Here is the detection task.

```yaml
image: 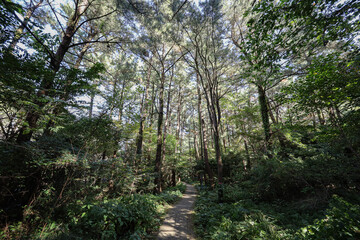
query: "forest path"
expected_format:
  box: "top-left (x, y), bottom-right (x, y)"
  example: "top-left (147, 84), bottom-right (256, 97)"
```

top-left (157, 183), bottom-right (197, 240)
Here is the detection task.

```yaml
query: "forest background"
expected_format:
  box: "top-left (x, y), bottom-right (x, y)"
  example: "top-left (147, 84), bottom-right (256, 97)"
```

top-left (0, 0), bottom-right (359, 239)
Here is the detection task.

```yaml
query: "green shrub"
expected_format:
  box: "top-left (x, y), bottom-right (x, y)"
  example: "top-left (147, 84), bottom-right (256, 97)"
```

top-left (210, 213), bottom-right (288, 240)
top-left (69, 194), bottom-right (160, 239)
top-left (296, 195), bottom-right (360, 240)
top-left (195, 189), bottom-right (289, 239)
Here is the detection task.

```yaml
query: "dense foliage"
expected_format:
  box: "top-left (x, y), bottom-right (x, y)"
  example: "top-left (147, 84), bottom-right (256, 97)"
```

top-left (195, 186), bottom-right (360, 239)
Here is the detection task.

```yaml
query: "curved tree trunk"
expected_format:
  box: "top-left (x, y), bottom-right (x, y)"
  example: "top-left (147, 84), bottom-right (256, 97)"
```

top-left (16, 0), bottom-right (90, 143)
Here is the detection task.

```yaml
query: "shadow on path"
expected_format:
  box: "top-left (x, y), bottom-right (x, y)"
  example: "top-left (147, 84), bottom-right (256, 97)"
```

top-left (157, 183), bottom-right (197, 240)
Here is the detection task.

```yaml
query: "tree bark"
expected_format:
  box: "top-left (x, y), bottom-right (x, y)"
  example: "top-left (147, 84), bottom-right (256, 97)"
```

top-left (175, 86), bottom-right (182, 155)
top-left (267, 100), bottom-right (290, 150)
top-left (244, 139), bottom-right (251, 170)
top-left (154, 69), bottom-right (165, 193)
top-left (195, 58), bottom-right (214, 185)
top-left (161, 76), bottom-right (173, 176)
top-left (257, 84), bottom-right (271, 150)
top-left (202, 118), bottom-right (213, 185)
top-left (193, 120), bottom-right (200, 161)
top-left (147, 82), bottom-right (156, 163)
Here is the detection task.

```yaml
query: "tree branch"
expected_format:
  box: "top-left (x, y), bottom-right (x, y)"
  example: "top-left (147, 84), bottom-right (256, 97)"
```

top-left (171, 0), bottom-right (188, 21)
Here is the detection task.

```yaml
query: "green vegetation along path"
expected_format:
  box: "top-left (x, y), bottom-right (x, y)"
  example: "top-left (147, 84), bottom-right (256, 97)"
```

top-left (157, 183), bottom-right (197, 240)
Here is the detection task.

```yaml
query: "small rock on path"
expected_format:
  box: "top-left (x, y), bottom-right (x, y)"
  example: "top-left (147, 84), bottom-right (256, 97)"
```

top-left (157, 183), bottom-right (197, 240)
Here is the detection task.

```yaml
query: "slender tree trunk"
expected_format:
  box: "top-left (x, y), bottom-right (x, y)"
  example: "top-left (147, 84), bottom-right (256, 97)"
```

top-left (136, 61), bottom-right (152, 155)
top-left (197, 91), bottom-right (204, 162)
top-left (199, 79), bottom-right (223, 183)
top-left (171, 85), bottom-right (182, 187)
top-left (161, 77), bottom-right (173, 176)
top-left (213, 123), bottom-right (223, 183)
top-left (147, 82), bottom-right (156, 162)
top-left (196, 73), bottom-right (213, 185)
top-left (257, 84), bottom-right (271, 150)
top-left (175, 86), bottom-right (182, 154)
top-left (222, 124), bottom-right (227, 153)
top-left (171, 169), bottom-right (176, 187)
top-left (193, 120), bottom-right (200, 161)
top-left (154, 69), bottom-right (165, 193)
top-left (244, 139), bottom-right (251, 170)
top-left (118, 80), bottom-right (126, 122)
top-left (202, 118), bottom-right (213, 185)
top-left (207, 86), bottom-right (223, 183)
top-left (188, 129), bottom-right (192, 162)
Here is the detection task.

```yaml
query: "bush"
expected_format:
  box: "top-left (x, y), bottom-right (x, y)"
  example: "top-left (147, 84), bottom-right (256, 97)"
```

top-left (297, 195), bottom-right (360, 240)
top-left (194, 188), bottom-right (289, 239)
top-left (210, 213), bottom-right (288, 240)
top-left (69, 194), bottom-right (161, 239)
top-left (194, 184), bottom-right (360, 240)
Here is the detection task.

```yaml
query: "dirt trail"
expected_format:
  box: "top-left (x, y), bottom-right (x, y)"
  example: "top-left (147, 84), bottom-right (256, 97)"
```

top-left (157, 183), bottom-right (197, 240)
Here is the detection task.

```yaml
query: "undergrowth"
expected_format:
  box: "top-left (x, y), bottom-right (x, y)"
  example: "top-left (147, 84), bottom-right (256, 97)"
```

top-left (1, 182), bottom-right (186, 240)
top-left (194, 185), bottom-right (360, 240)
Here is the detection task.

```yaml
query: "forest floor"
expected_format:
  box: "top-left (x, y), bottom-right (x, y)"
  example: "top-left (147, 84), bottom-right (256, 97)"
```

top-left (157, 183), bottom-right (197, 240)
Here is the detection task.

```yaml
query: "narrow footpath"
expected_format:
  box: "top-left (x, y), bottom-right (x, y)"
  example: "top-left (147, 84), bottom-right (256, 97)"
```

top-left (157, 183), bottom-right (197, 240)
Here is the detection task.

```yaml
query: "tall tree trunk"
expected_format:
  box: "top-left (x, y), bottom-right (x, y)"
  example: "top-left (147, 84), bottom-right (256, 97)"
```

top-left (171, 169), bottom-right (176, 187)
top-left (147, 82), bottom-right (156, 163)
top-left (244, 139), bottom-right (251, 171)
top-left (16, 0), bottom-right (90, 143)
top-left (136, 61), bottom-right (152, 156)
top-left (221, 124), bottom-right (227, 153)
top-left (202, 118), bottom-right (213, 185)
top-left (154, 69), bottom-right (165, 193)
top-left (50, 0), bottom-right (89, 72)
top-left (118, 80), bottom-right (126, 122)
top-left (196, 73), bottom-right (213, 185)
top-left (267, 100), bottom-right (289, 149)
top-left (213, 122), bottom-right (223, 183)
top-left (188, 128), bottom-right (192, 162)
top-left (198, 72), bottom-right (223, 183)
top-left (171, 85), bottom-right (182, 187)
top-left (175, 86), bottom-right (182, 154)
top-left (161, 76), bottom-right (173, 178)
top-left (207, 86), bottom-right (223, 183)
top-left (193, 120), bottom-right (200, 161)
top-left (257, 84), bottom-right (271, 150)
top-left (43, 29), bottom-right (98, 136)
